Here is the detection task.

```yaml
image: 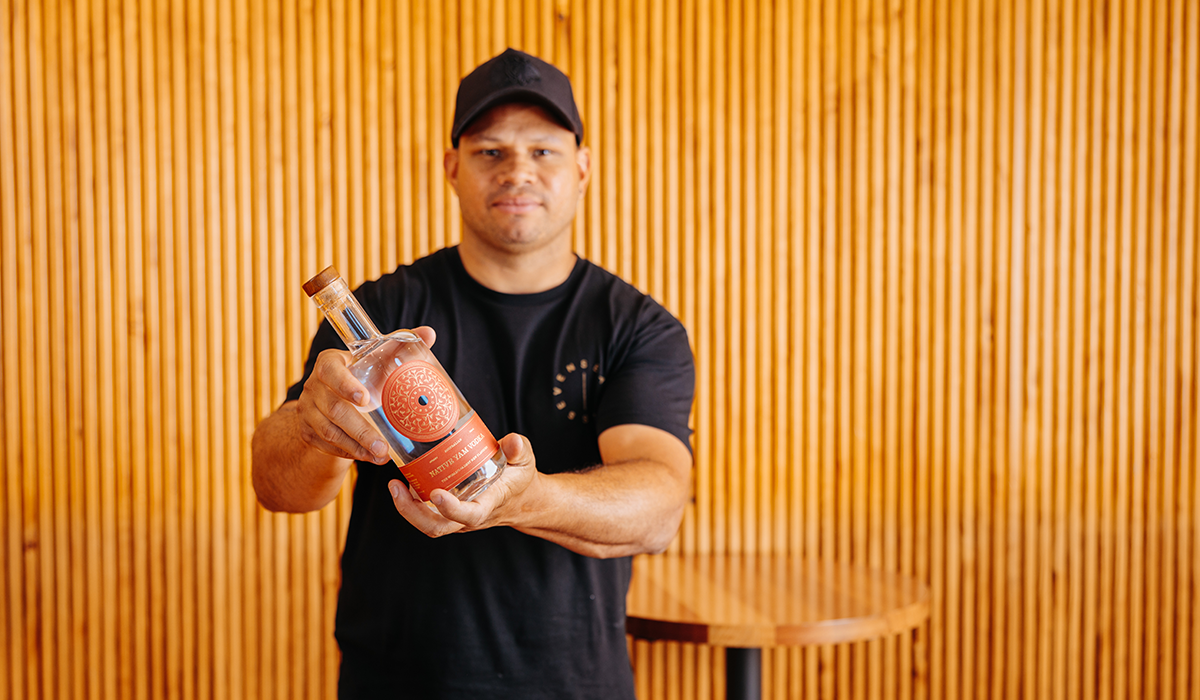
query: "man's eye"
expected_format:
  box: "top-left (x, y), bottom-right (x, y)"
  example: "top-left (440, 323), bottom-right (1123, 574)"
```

top-left (480, 149), bottom-right (501, 157)
top-left (533, 149), bottom-right (553, 157)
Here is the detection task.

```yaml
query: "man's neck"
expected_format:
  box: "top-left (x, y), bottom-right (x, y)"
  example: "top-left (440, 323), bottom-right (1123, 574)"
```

top-left (457, 237), bottom-right (577, 294)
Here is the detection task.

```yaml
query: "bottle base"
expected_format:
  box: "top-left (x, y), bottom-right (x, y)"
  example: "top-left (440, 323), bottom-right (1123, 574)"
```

top-left (449, 455), bottom-right (506, 502)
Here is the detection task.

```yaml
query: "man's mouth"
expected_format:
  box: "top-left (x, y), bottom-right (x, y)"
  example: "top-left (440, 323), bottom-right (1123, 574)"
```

top-left (492, 196), bottom-right (542, 213)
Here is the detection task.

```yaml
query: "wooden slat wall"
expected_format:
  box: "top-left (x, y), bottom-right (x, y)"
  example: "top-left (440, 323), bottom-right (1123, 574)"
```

top-left (1, 0), bottom-right (1198, 698)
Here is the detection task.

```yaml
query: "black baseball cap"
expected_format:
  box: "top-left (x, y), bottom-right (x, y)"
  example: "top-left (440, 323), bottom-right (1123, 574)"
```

top-left (450, 48), bottom-right (584, 147)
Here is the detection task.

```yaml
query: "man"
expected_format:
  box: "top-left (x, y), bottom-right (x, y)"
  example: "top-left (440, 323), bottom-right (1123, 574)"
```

top-left (252, 48), bottom-right (695, 699)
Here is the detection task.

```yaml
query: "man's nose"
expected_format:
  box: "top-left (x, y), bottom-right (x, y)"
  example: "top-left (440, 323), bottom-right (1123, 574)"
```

top-left (497, 154), bottom-right (537, 186)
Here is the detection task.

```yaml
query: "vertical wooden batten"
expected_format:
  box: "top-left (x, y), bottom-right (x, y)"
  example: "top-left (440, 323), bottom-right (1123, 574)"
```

top-left (1, 1), bottom-right (1199, 698)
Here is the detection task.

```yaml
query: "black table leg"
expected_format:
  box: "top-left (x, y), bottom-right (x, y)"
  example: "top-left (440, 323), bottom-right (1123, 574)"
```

top-left (725, 647), bottom-right (762, 700)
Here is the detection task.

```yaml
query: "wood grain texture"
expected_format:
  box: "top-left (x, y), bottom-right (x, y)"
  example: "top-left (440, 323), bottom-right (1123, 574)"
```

top-left (1, 1), bottom-right (1198, 698)
top-left (626, 554), bottom-right (930, 647)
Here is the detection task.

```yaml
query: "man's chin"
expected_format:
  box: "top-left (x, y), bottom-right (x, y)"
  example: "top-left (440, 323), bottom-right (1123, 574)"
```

top-left (498, 236), bottom-right (550, 251)
top-left (477, 228), bottom-right (569, 253)
top-left (461, 216), bottom-right (573, 251)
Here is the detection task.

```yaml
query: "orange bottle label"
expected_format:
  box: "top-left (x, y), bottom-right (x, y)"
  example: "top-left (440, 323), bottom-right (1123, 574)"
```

top-left (398, 411), bottom-right (499, 501)
top-left (381, 360), bottom-right (458, 442)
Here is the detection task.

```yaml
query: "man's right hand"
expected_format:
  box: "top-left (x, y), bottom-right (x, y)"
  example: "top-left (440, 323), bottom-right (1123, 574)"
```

top-left (251, 325), bottom-right (438, 513)
top-left (294, 348), bottom-right (391, 465)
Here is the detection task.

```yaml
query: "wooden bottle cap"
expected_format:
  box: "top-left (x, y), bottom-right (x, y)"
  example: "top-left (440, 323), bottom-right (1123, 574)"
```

top-left (302, 266), bottom-right (341, 297)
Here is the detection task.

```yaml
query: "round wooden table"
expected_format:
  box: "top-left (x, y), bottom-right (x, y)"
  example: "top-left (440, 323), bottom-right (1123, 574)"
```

top-left (625, 553), bottom-right (931, 700)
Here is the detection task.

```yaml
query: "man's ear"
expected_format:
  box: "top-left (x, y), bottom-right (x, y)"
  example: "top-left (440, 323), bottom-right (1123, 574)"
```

top-left (444, 148), bottom-right (460, 193)
top-left (575, 146), bottom-right (592, 195)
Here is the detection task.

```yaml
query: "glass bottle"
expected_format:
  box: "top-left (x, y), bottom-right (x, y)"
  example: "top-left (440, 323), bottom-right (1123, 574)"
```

top-left (303, 266), bottom-right (506, 502)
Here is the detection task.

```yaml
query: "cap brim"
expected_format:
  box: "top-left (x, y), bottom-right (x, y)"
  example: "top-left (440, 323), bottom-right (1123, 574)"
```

top-left (452, 87), bottom-right (580, 146)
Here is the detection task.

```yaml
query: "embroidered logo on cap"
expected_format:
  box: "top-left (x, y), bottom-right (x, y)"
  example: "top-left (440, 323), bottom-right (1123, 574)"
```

top-left (496, 52), bottom-right (541, 87)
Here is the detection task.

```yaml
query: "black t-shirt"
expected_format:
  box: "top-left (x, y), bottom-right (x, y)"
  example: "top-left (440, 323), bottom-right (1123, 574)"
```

top-left (285, 247), bottom-right (695, 699)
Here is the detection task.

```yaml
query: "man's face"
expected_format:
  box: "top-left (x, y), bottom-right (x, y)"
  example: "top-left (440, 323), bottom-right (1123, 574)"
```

top-left (445, 103), bottom-right (591, 255)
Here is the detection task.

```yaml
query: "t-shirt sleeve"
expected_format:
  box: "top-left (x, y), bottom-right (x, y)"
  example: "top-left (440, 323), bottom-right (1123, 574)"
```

top-left (594, 302), bottom-right (696, 452)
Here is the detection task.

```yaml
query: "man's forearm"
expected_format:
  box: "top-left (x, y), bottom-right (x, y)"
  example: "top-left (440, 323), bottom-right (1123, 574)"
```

top-left (384, 424), bottom-right (693, 555)
top-left (251, 401), bottom-right (354, 513)
top-left (512, 459), bottom-right (688, 558)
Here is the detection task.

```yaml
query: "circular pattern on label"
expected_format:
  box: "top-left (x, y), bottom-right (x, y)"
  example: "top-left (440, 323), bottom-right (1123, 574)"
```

top-left (381, 360), bottom-right (458, 442)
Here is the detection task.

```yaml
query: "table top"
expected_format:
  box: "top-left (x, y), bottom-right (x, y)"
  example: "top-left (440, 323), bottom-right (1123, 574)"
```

top-left (626, 553), bottom-right (931, 647)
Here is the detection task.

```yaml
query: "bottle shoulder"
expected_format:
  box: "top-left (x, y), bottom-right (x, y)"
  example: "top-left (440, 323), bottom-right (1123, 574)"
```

top-left (346, 329), bottom-right (422, 356)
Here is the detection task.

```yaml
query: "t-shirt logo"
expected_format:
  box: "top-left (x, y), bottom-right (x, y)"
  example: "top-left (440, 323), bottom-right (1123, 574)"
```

top-left (553, 359), bottom-right (604, 423)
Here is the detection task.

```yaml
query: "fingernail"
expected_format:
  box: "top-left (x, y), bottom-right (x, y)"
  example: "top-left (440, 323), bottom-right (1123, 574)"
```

top-left (432, 494), bottom-right (444, 507)
top-left (352, 391), bottom-right (366, 405)
top-left (372, 440), bottom-right (387, 456)
top-left (389, 483), bottom-right (400, 499)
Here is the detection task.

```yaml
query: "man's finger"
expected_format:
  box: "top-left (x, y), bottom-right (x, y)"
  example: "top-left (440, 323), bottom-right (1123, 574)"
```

top-left (312, 391), bottom-right (390, 463)
top-left (388, 480), bottom-right (464, 537)
top-left (412, 325), bottom-right (437, 348)
top-left (295, 426), bottom-right (362, 462)
top-left (428, 489), bottom-right (490, 528)
top-left (499, 433), bottom-right (534, 469)
top-left (313, 349), bottom-right (372, 406)
top-left (304, 413), bottom-right (386, 464)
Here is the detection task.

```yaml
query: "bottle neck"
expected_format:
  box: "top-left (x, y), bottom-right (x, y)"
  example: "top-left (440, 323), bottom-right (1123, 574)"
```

top-left (310, 278), bottom-right (382, 353)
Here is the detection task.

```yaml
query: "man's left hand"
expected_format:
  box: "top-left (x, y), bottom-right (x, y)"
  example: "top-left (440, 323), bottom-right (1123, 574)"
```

top-left (387, 433), bottom-right (537, 537)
